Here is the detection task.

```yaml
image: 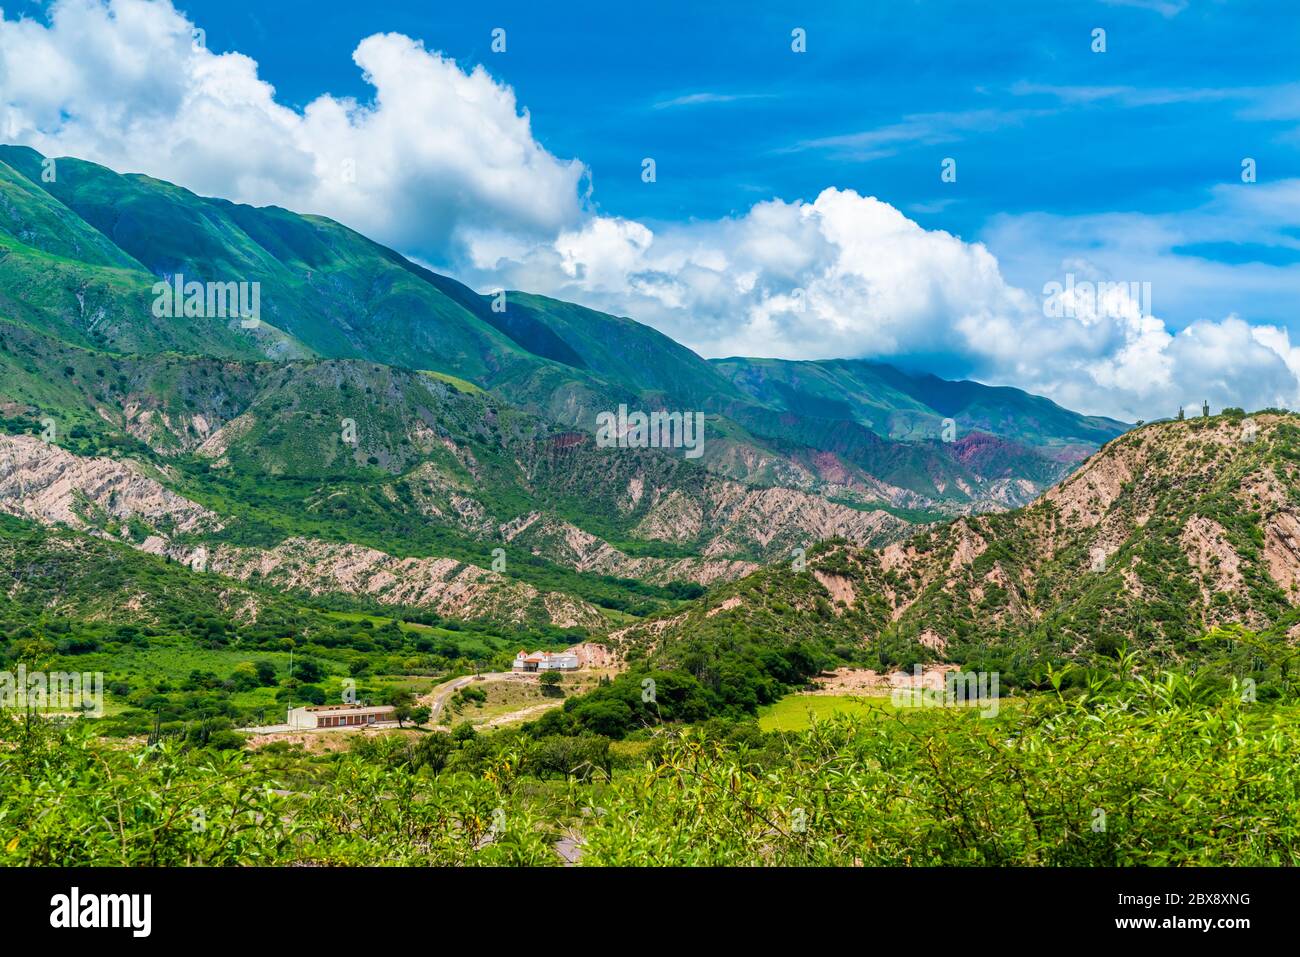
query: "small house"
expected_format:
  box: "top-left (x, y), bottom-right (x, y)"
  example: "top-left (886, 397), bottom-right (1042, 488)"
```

top-left (512, 650), bottom-right (581, 673)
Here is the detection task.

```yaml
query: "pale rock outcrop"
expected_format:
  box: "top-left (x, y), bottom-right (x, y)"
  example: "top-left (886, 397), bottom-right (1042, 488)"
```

top-left (706, 596), bottom-right (744, 618)
top-left (1045, 444), bottom-right (1135, 528)
top-left (813, 570), bottom-right (857, 611)
top-left (1181, 515), bottom-right (1245, 599)
top-left (196, 412), bottom-right (255, 459)
top-left (160, 537), bottom-right (605, 628)
top-left (632, 479), bottom-right (910, 556)
top-left (0, 434), bottom-right (220, 535)
top-left (1264, 511), bottom-right (1300, 600)
top-left (501, 512), bottom-right (757, 586)
top-left (946, 520), bottom-right (988, 573)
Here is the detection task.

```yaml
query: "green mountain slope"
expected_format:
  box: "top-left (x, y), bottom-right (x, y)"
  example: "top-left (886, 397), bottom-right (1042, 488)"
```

top-left (615, 410), bottom-right (1300, 691)
top-left (0, 145), bottom-right (532, 376)
top-left (0, 145), bottom-right (1126, 514)
top-left (713, 356), bottom-right (1125, 455)
top-left (0, 318), bottom-right (914, 625)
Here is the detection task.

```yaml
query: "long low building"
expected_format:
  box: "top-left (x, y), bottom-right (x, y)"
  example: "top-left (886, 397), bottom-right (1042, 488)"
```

top-left (287, 703), bottom-right (397, 729)
top-left (512, 650), bottom-right (581, 672)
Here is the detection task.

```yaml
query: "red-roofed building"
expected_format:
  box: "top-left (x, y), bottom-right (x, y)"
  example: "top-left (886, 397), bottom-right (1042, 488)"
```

top-left (512, 649), bottom-right (580, 672)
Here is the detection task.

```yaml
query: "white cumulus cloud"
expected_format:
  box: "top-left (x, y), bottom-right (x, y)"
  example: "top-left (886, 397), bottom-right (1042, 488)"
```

top-left (0, 0), bottom-right (587, 265)
top-left (479, 187), bottom-right (1300, 421)
top-left (2, 0), bottom-right (1296, 423)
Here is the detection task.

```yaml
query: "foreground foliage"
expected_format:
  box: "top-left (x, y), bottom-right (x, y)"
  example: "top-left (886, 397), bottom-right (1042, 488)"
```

top-left (2, 668), bottom-right (1296, 867)
top-left (580, 673), bottom-right (1300, 865)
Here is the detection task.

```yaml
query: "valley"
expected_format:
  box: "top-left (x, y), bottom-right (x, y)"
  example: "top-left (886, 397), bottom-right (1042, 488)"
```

top-left (0, 147), bottom-right (1295, 870)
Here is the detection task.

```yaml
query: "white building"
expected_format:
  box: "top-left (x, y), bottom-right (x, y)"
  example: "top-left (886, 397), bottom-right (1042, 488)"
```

top-left (287, 703), bottom-right (397, 729)
top-left (512, 650), bottom-right (580, 673)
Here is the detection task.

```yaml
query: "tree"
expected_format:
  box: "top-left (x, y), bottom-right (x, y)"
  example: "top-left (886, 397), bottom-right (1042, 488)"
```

top-left (568, 699), bottom-right (634, 738)
top-left (411, 731), bottom-right (453, 774)
top-left (531, 735), bottom-right (612, 782)
top-left (254, 660), bottom-right (278, 686)
top-left (539, 671), bottom-right (564, 697)
top-left (380, 687), bottom-right (416, 708)
top-left (533, 735), bottom-right (581, 780)
top-left (293, 658), bottom-right (325, 683)
top-left (230, 662), bottom-right (260, 692)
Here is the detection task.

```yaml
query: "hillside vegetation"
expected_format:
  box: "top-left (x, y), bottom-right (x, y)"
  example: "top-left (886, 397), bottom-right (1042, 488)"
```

top-left (0, 147), bottom-right (1295, 870)
top-left (4, 664), bottom-right (1296, 865)
top-left (610, 411), bottom-right (1300, 703)
top-left (0, 145), bottom-right (1125, 516)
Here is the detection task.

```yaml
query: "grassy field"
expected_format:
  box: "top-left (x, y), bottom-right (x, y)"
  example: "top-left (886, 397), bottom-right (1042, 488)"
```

top-left (53, 636), bottom-right (440, 721)
top-left (441, 672), bottom-right (606, 728)
top-left (319, 611), bottom-right (508, 660)
top-left (758, 690), bottom-right (1013, 731)
top-left (444, 677), bottom-right (549, 726)
top-left (321, 610), bottom-right (434, 631)
top-left (757, 694), bottom-right (898, 731)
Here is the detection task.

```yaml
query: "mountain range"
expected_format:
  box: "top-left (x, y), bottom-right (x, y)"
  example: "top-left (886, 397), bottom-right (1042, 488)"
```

top-left (0, 144), bottom-right (1138, 645)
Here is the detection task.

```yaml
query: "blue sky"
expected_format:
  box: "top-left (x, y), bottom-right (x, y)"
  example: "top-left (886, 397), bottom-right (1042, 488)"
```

top-left (3, 0), bottom-right (1300, 418)
top-left (172, 0), bottom-right (1300, 283)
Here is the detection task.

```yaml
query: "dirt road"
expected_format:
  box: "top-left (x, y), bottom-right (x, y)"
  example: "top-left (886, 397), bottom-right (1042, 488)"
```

top-left (421, 672), bottom-right (511, 724)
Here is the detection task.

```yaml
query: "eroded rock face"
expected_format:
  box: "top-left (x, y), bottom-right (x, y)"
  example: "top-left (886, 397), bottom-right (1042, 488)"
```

top-left (946, 520), bottom-right (988, 573)
top-left (491, 467), bottom-right (915, 588)
top-left (0, 436), bottom-right (597, 627)
top-left (0, 429), bottom-right (777, 627)
top-left (1182, 515), bottom-right (1246, 598)
top-left (813, 571), bottom-right (856, 612)
top-left (1045, 442), bottom-right (1136, 529)
top-left (195, 412), bottom-right (255, 460)
top-left (565, 642), bottom-right (618, 668)
top-left (155, 537), bottom-right (606, 628)
top-left (1264, 512), bottom-right (1300, 601)
top-left (625, 414), bottom-right (1300, 664)
top-left (0, 434), bottom-right (220, 535)
top-left (632, 479), bottom-right (910, 555)
top-left (501, 512), bottom-right (757, 586)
